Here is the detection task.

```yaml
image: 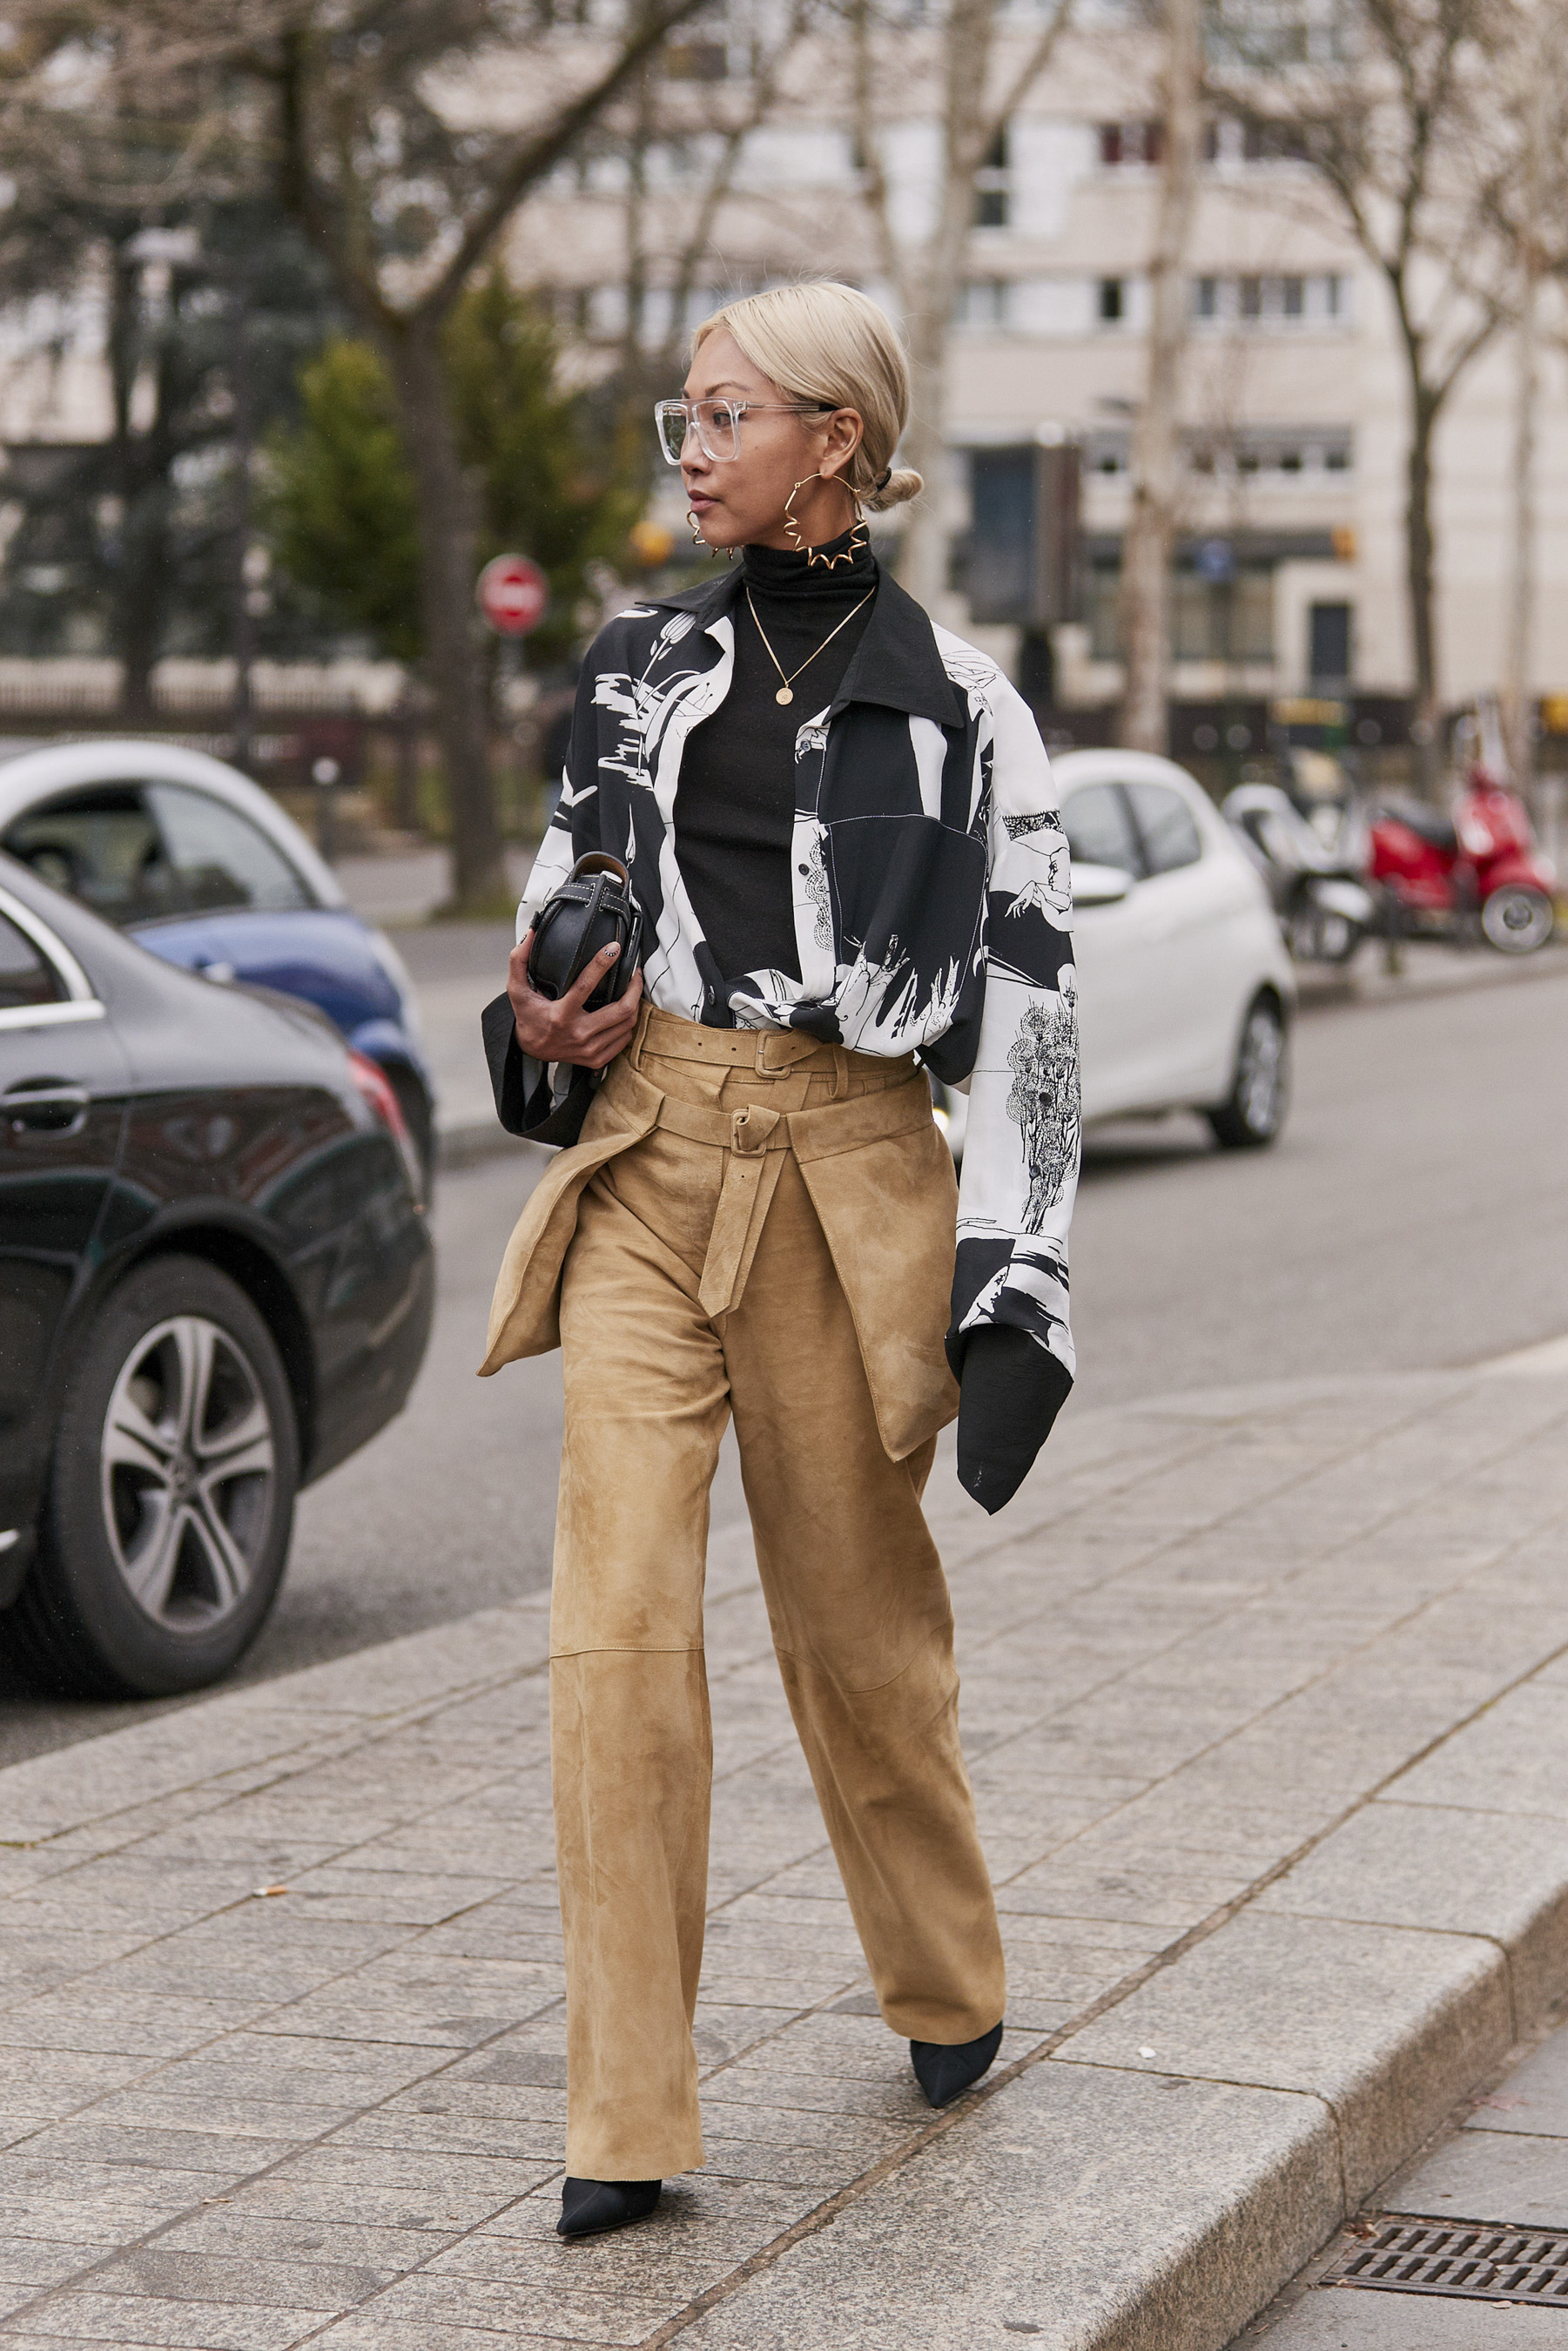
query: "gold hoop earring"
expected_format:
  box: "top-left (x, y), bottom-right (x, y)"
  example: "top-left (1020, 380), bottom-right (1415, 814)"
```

top-left (782, 477), bottom-right (818, 555)
top-left (687, 508), bottom-right (725, 560)
top-left (785, 473), bottom-right (869, 569)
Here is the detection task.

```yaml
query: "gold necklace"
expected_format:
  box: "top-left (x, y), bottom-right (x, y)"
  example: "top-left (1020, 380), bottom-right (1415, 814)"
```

top-left (744, 584), bottom-right (874, 706)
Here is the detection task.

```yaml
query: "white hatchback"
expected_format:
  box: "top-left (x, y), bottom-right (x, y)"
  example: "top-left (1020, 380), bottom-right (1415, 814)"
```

top-left (1053, 749), bottom-right (1295, 1147)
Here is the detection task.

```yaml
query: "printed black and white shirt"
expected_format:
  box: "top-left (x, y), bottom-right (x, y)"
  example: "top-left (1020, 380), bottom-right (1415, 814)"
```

top-left (517, 561), bottom-right (1080, 1384)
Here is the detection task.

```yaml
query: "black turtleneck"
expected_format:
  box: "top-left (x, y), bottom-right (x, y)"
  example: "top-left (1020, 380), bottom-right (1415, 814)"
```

top-left (675, 524), bottom-right (877, 992)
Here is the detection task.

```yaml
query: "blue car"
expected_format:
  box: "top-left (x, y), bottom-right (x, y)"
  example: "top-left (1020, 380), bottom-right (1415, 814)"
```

top-left (0, 738), bottom-right (436, 1190)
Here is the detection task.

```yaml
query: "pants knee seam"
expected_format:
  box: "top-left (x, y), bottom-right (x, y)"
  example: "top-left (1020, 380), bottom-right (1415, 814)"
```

top-left (551, 1643), bottom-right (705, 1660)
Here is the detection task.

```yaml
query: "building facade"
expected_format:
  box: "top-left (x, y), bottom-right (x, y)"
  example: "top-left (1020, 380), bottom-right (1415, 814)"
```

top-left (508, 6), bottom-right (1568, 727)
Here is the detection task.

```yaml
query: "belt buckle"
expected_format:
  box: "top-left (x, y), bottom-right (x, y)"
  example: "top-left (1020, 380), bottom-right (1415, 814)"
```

top-left (730, 1105), bottom-right (767, 1155)
top-left (755, 1031), bottom-right (794, 1074)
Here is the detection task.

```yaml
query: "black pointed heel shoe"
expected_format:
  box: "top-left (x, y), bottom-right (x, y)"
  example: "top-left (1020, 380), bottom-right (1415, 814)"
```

top-left (556, 2176), bottom-right (663, 2238)
top-left (910, 2021), bottom-right (1005, 2110)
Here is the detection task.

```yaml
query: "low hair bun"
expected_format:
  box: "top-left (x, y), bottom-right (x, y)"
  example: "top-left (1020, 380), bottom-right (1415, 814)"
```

top-left (866, 466), bottom-right (922, 512)
top-left (691, 282), bottom-right (919, 515)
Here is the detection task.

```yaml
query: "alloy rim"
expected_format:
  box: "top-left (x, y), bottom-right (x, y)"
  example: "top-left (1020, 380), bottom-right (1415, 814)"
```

top-left (1237, 1007), bottom-right (1285, 1135)
top-left (99, 1315), bottom-right (275, 1630)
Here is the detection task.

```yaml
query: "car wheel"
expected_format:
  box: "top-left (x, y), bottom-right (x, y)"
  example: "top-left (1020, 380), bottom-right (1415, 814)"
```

top-left (1480, 886), bottom-right (1555, 954)
top-left (11, 1256), bottom-right (299, 1698)
top-left (1208, 993), bottom-right (1289, 1150)
top-left (386, 1062), bottom-right (436, 1200)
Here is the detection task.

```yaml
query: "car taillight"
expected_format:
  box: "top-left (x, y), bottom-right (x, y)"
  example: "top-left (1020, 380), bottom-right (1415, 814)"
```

top-left (347, 1049), bottom-right (421, 1194)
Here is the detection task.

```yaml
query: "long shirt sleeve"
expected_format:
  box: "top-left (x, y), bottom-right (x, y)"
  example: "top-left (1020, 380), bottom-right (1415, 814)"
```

top-left (946, 676), bottom-right (1079, 1385)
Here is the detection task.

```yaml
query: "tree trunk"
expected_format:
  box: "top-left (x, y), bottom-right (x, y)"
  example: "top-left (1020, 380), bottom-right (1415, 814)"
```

top-left (896, 294), bottom-right (952, 613)
top-left (115, 473), bottom-right (165, 727)
top-left (1118, 0), bottom-right (1200, 752)
top-left (385, 315), bottom-right (506, 910)
top-left (107, 246), bottom-right (161, 726)
top-left (1501, 295), bottom-right (1538, 793)
top-left (895, 0), bottom-right (995, 615)
top-left (1501, 57), bottom-right (1543, 798)
top-left (1405, 400), bottom-right (1440, 794)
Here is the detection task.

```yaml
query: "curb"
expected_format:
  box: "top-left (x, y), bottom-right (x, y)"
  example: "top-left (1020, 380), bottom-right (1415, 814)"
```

top-left (436, 1115), bottom-right (545, 1173)
top-left (8, 1371), bottom-right (1565, 2351)
top-left (1293, 938), bottom-right (1568, 1015)
top-left (668, 1672), bottom-right (1568, 2351)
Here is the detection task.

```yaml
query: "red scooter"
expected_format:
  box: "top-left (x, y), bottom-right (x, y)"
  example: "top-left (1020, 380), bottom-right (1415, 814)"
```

top-left (1368, 765), bottom-right (1558, 953)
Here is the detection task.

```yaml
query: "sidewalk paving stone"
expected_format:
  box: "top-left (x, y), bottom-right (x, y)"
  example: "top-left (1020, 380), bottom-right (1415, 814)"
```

top-left (3, 1368), bottom-right (1568, 2348)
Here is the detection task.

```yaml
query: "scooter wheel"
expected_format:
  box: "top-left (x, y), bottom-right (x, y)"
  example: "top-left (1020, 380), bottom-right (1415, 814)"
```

top-left (1481, 886), bottom-right (1555, 953)
top-left (1316, 912), bottom-right (1364, 965)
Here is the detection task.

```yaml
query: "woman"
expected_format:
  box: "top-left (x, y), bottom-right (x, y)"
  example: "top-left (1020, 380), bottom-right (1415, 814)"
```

top-left (480, 281), bottom-right (1079, 2240)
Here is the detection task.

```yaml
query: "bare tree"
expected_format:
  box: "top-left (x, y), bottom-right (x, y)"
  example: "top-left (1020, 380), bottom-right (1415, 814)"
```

top-left (1211, 0), bottom-right (1505, 788)
top-left (1499, 55), bottom-right (1543, 792)
top-left (1487, 0), bottom-right (1568, 792)
top-left (851, 0), bottom-right (1074, 610)
top-left (1117, 0), bottom-right (1200, 751)
top-left (249, 0), bottom-right (718, 906)
top-left (610, 0), bottom-right (814, 486)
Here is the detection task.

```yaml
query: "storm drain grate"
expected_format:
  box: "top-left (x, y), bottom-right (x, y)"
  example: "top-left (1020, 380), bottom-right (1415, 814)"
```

top-left (1328, 2217), bottom-right (1568, 2303)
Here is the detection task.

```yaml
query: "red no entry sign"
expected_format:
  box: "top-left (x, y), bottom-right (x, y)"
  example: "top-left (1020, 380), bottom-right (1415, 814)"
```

top-left (477, 554), bottom-right (548, 637)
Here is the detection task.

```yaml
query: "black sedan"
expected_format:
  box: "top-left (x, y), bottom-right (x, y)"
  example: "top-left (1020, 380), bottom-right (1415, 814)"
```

top-left (0, 851), bottom-right (434, 1698)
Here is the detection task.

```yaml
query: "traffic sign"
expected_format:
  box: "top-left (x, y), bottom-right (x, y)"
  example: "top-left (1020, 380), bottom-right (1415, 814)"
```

top-left (477, 554), bottom-right (548, 637)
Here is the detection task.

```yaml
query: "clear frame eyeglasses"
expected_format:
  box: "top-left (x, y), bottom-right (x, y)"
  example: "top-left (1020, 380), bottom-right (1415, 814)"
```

top-left (654, 396), bottom-right (831, 465)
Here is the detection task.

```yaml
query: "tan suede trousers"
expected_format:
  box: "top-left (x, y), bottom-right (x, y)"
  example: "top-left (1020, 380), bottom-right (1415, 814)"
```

top-left (550, 1006), bottom-right (1006, 2181)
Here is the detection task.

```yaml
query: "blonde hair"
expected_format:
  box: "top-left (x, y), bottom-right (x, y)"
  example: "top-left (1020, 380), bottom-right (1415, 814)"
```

top-left (691, 281), bottom-right (922, 512)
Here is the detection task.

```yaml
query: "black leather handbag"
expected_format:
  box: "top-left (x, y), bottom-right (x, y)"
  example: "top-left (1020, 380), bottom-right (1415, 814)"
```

top-left (480, 854), bottom-right (643, 1150)
top-left (527, 853), bottom-right (643, 1011)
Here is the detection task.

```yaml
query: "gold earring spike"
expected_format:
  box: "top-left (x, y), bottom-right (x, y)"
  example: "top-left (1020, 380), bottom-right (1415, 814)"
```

top-left (687, 509), bottom-right (724, 559)
top-left (784, 474), bottom-right (868, 569)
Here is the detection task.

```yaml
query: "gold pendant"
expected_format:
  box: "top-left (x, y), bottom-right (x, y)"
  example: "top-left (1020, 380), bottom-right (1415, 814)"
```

top-left (775, 685), bottom-right (793, 705)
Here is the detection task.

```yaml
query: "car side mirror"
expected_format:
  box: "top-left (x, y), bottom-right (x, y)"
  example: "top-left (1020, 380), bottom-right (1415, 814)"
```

top-left (1072, 861), bottom-right (1134, 907)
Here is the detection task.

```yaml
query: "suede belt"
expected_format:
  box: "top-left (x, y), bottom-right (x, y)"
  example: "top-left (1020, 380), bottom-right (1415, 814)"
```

top-left (631, 1000), bottom-right (916, 1083)
top-left (603, 1025), bottom-right (929, 1323)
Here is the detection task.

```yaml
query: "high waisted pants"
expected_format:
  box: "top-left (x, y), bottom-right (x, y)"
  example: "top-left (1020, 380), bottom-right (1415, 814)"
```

top-left (551, 1006), bottom-right (1006, 2180)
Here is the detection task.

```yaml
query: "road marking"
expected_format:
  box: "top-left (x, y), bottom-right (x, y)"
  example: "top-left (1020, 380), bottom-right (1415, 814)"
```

top-left (1478, 1332), bottom-right (1568, 1377)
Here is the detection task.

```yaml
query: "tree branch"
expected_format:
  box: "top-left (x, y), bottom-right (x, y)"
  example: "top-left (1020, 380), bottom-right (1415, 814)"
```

top-left (424, 0), bottom-right (719, 320)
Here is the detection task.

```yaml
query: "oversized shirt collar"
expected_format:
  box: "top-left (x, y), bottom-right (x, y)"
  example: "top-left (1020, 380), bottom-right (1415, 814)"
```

top-left (641, 562), bottom-right (967, 730)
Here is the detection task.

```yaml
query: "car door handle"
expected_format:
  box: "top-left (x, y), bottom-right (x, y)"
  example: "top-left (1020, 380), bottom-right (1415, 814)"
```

top-left (4, 1084), bottom-right (91, 1136)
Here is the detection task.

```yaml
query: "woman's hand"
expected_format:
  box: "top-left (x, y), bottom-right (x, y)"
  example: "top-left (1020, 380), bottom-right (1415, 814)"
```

top-left (508, 931), bottom-right (643, 1072)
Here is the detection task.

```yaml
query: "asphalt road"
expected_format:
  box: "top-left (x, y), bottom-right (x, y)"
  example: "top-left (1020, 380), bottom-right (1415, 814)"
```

top-left (3, 966), bottom-right (1566, 1767)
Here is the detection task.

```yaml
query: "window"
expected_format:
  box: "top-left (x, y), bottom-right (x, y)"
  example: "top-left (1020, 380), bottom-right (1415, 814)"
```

top-left (1242, 120), bottom-right (1308, 163)
top-left (973, 126), bottom-right (1009, 227)
top-left (1189, 273), bottom-right (1350, 331)
top-left (147, 785), bottom-right (312, 916)
top-left (1060, 784), bottom-right (1141, 877)
top-left (5, 788), bottom-right (168, 923)
top-left (953, 279), bottom-right (1009, 328)
top-left (3, 783), bottom-right (311, 929)
top-left (1099, 277), bottom-right (1125, 323)
top-left (663, 37), bottom-right (728, 78)
top-left (1309, 601), bottom-right (1352, 681)
top-left (1125, 782), bottom-right (1202, 874)
top-left (1100, 121), bottom-right (1162, 165)
top-left (0, 910), bottom-right (63, 1010)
